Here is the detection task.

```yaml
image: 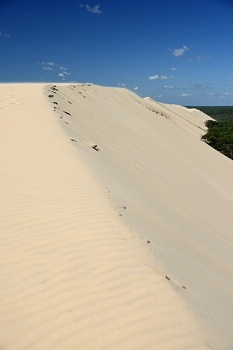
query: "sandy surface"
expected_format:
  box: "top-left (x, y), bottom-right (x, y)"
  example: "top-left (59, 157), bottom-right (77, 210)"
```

top-left (0, 83), bottom-right (233, 349)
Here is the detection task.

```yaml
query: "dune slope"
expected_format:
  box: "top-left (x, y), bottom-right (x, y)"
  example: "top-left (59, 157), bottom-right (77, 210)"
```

top-left (0, 83), bottom-right (232, 350)
top-left (47, 83), bottom-right (233, 349)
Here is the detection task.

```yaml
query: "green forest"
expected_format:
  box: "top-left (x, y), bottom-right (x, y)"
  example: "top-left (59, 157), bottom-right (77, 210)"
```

top-left (187, 106), bottom-right (233, 160)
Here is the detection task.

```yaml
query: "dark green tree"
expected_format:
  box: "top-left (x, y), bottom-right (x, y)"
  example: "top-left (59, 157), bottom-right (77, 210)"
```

top-left (202, 120), bottom-right (233, 160)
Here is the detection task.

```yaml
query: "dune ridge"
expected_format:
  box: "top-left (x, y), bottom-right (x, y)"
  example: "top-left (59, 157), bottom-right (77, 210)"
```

top-left (0, 83), bottom-right (232, 349)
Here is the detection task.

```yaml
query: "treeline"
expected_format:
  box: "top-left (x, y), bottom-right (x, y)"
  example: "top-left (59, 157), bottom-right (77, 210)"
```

top-left (192, 106), bottom-right (233, 122)
top-left (201, 119), bottom-right (233, 159)
top-left (187, 106), bottom-right (233, 160)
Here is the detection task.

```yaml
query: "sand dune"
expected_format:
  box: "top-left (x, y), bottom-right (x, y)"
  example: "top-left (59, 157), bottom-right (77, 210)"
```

top-left (143, 97), bottom-right (213, 138)
top-left (0, 83), bottom-right (232, 350)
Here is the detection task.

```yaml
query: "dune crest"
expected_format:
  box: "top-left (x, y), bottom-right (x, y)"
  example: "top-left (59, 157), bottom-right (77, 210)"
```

top-left (0, 83), bottom-right (232, 349)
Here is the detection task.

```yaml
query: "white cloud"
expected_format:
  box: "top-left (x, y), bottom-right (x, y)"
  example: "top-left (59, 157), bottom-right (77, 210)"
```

top-left (80, 4), bottom-right (102, 14)
top-left (59, 66), bottom-right (67, 70)
top-left (38, 62), bottom-right (71, 77)
top-left (161, 75), bottom-right (174, 80)
top-left (117, 83), bottom-right (126, 87)
top-left (180, 93), bottom-right (192, 97)
top-left (218, 82), bottom-right (225, 85)
top-left (149, 75), bottom-right (159, 80)
top-left (38, 61), bottom-right (72, 80)
top-left (172, 45), bottom-right (189, 57)
top-left (164, 85), bottom-right (174, 89)
top-left (149, 75), bottom-right (173, 80)
top-left (134, 87), bottom-right (139, 91)
top-left (39, 61), bottom-right (54, 66)
top-left (171, 67), bottom-right (177, 71)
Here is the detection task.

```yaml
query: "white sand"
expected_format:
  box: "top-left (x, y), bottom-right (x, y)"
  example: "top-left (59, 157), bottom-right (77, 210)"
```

top-left (0, 83), bottom-right (233, 350)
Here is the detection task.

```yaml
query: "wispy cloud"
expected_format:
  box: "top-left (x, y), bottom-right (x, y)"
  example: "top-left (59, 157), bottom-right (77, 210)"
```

top-left (0, 31), bottom-right (10, 37)
top-left (134, 87), bottom-right (139, 91)
top-left (180, 93), bottom-right (192, 97)
top-left (80, 4), bottom-right (102, 14)
top-left (59, 66), bottom-right (67, 70)
top-left (193, 92), bottom-right (233, 101)
top-left (161, 75), bottom-right (174, 80)
top-left (40, 61), bottom-right (55, 66)
top-left (197, 54), bottom-right (211, 61)
top-left (194, 83), bottom-right (211, 90)
top-left (172, 45), bottom-right (189, 57)
top-left (171, 67), bottom-right (177, 71)
top-left (117, 83), bottom-right (126, 87)
top-left (149, 75), bottom-right (173, 80)
top-left (215, 92), bottom-right (233, 100)
top-left (163, 85), bottom-right (174, 89)
top-left (218, 82), bottom-right (225, 85)
top-left (58, 65), bottom-right (70, 76)
top-left (222, 92), bottom-right (233, 96)
top-left (38, 61), bottom-right (71, 79)
top-left (149, 75), bottom-right (159, 80)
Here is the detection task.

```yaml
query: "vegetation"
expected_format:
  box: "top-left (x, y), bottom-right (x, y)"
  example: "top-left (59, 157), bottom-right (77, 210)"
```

top-left (201, 119), bottom-right (233, 159)
top-left (187, 106), bottom-right (233, 160)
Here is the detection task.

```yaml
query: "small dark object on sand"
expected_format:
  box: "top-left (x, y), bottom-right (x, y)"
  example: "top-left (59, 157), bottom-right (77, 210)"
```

top-left (92, 144), bottom-right (100, 151)
top-left (63, 111), bottom-right (71, 116)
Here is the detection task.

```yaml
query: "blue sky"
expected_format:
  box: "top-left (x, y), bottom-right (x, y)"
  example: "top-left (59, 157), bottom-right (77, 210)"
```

top-left (0, 0), bottom-right (233, 105)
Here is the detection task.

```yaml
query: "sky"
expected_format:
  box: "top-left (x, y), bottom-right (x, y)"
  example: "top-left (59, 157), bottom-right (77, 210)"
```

top-left (0, 0), bottom-right (233, 105)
